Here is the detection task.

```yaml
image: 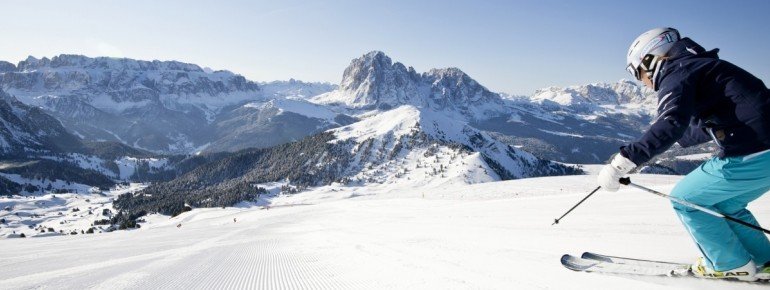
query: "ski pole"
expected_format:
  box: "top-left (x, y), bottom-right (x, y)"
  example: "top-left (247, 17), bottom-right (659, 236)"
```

top-left (619, 177), bottom-right (770, 235)
top-left (552, 186), bottom-right (602, 225)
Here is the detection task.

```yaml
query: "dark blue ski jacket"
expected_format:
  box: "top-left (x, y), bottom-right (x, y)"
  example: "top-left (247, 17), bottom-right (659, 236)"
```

top-left (621, 38), bottom-right (770, 165)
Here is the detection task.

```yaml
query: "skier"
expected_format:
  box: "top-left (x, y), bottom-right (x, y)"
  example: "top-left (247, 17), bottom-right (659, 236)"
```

top-left (598, 27), bottom-right (770, 281)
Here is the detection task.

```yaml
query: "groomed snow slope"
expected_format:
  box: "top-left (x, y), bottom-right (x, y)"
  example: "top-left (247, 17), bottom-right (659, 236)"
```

top-left (2, 173), bottom-right (769, 289)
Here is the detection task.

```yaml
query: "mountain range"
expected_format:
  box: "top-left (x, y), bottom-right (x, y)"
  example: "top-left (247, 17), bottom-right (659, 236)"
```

top-left (0, 51), bottom-right (710, 229)
top-left (0, 55), bottom-right (342, 153)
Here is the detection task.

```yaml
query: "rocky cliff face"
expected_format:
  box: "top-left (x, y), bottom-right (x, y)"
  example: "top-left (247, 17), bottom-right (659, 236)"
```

top-left (0, 89), bottom-right (83, 156)
top-left (312, 51), bottom-right (506, 120)
top-left (0, 55), bottom-right (347, 154)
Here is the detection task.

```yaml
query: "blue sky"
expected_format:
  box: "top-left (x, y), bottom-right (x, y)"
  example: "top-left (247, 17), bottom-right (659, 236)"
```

top-left (2, 0), bottom-right (769, 95)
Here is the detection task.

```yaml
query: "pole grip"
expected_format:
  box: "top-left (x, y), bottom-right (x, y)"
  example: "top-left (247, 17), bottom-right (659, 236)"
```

top-left (619, 177), bottom-right (631, 185)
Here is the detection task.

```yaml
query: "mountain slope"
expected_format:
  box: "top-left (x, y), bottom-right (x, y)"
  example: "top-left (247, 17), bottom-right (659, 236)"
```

top-left (0, 89), bottom-right (84, 156)
top-left (116, 105), bottom-right (579, 216)
top-left (3, 173), bottom-right (764, 290)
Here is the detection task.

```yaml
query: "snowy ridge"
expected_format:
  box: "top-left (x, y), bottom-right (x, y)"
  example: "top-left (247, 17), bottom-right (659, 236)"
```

top-left (259, 79), bottom-right (337, 99)
top-left (329, 105), bottom-right (576, 187)
top-left (243, 97), bottom-right (340, 123)
top-left (6, 54), bottom-right (261, 113)
top-left (528, 79), bottom-right (657, 115)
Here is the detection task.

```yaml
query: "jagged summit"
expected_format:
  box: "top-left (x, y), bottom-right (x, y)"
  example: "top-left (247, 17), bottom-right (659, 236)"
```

top-left (333, 50), bottom-right (421, 109)
top-left (313, 51), bottom-right (505, 120)
top-left (0, 54), bottom-right (265, 153)
top-left (529, 80), bottom-right (656, 112)
top-left (16, 54), bottom-right (213, 73)
top-left (0, 61), bottom-right (15, 73)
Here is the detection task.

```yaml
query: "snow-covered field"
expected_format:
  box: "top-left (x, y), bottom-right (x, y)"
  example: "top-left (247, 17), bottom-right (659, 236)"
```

top-left (2, 173), bottom-right (769, 289)
top-left (0, 183), bottom-right (148, 238)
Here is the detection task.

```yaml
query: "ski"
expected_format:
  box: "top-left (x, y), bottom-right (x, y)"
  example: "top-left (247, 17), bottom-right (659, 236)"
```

top-left (581, 252), bottom-right (690, 273)
top-left (561, 254), bottom-right (686, 277)
top-left (562, 253), bottom-right (770, 283)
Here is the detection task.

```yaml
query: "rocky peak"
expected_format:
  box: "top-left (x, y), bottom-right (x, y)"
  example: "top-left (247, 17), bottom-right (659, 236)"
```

top-left (424, 67), bottom-right (500, 104)
top-left (336, 51), bottom-right (421, 109)
top-left (16, 54), bottom-right (206, 73)
top-left (316, 51), bottom-right (505, 120)
top-left (0, 61), bottom-right (15, 73)
top-left (530, 80), bottom-right (656, 111)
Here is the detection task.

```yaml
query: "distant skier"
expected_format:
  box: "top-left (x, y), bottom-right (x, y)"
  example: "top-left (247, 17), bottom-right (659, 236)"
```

top-left (598, 27), bottom-right (770, 281)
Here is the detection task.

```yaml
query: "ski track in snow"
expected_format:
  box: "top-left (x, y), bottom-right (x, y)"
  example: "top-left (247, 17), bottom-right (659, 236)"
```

top-left (1, 174), bottom-right (769, 289)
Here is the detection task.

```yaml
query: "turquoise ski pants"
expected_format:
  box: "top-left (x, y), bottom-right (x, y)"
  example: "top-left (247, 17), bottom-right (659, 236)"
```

top-left (670, 149), bottom-right (770, 271)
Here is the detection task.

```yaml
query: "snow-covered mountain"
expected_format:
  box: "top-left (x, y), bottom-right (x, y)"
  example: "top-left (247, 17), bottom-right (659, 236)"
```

top-left (307, 51), bottom-right (660, 164)
top-left (117, 104), bottom-right (579, 217)
top-left (0, 55), bottom-right (262, 153)
top-left (0, 55), bottom-right (346, 154)
top-left (312, 51), bottom-right (506, 121)
top-left (259, 79), bottom-right (337, 99)
top-left (0, 88), bottom-right (203, 196)
top-left (328, 105), bottom-right (577, 185)
top-left (0, 53), bottom-right (664, 164)
top-left (0, 89), bottom-right (83, 156)
top-left (204, 97), bottom-right (354, 153)
top-left (473, 79), bottom-right (658, 163)
top-left (528, 80), bottom-right (656, 113)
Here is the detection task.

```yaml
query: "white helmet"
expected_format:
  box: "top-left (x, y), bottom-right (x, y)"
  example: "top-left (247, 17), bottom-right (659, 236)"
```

top-left (626, 27), bottom-right (680, 89)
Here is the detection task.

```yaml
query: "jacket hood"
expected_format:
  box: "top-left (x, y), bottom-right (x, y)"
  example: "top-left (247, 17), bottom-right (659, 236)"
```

top-left (655, 38), bottom-right (720, 90)
top-left (667, 38), bottom-right (720, 61)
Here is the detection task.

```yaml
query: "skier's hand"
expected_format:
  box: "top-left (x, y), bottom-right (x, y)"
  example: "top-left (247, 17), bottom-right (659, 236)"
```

top-left (597, 153), bottom-right (636, 192)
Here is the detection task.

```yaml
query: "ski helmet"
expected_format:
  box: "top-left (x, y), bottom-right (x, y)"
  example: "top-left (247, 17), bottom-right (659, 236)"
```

top-left (626, 27), bottom-right (680, 89)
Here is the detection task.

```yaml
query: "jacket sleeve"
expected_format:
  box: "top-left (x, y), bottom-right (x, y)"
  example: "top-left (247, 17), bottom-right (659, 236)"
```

top-left (620, 68), bottom-right (697, 165)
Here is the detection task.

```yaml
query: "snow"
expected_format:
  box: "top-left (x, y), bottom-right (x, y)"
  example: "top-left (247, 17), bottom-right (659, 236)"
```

top-left (540, 129), bottom-right (587, 138)
top-left (244, 97), bottom-right (340, 122)
top-left (114, 157), bottom-right (170, 180)
top-left (41, 153), bottom-right (107, 172)
top-left (2, 173), bottom-right (767, 289)
top-left (0, 172), bottom-right (96, 195)
top-left (37, 154), bottom-right (169, 180)
top-left (0, 183), bottom-right (147, 238)
top-left (675, 153), bottom-right (714, 161)
top-left (331, 105), bottom-right (418, 143)
top-left (328, 105), bottom-right (562, 184)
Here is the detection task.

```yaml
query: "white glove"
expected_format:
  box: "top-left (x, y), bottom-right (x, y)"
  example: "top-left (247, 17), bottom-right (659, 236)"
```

top-left (597, 153), bottom-right (637, 192)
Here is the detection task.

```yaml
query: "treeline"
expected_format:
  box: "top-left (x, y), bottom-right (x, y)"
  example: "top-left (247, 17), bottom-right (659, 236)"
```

top-left (0, 159), bottom-right (114, 190)
top-left (0, 175), bottom-right (22, 196)
top-left (114, 132), bottom-right (352, 217)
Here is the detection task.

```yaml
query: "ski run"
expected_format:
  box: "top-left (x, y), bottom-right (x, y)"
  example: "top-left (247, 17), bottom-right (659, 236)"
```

top-left (2, 171), bottom-right (770, 289)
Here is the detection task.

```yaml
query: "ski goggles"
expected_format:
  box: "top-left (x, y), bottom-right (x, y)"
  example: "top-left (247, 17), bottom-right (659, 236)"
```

top-left (626, 64), bottom-right (641, 81)
top-left (626, 54), bottom-right (658, 81)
